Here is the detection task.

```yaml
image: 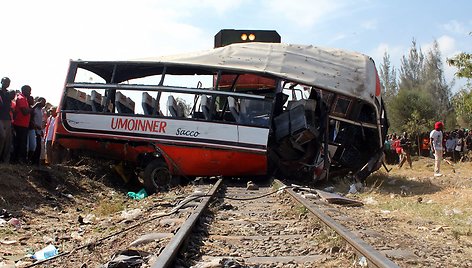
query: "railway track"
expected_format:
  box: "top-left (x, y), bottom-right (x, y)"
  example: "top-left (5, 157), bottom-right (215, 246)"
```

top-left (29, 178), bottom-right (400, 267)
top-left (161, 178), bottom-right (399, 267)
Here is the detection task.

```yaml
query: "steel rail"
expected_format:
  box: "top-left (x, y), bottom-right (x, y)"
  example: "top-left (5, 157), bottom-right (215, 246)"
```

top-left (152, 178), bottom-right (223, 268)
top-left (276, 180), bottom-right (399, 268)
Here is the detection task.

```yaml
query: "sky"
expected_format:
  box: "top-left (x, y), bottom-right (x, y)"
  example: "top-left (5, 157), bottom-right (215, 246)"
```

top-left (0, 0), bottom-right (470, 106)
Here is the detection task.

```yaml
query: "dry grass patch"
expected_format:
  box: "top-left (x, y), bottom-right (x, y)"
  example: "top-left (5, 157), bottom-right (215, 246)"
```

top-left (356, 157), bottom-right (472, 240)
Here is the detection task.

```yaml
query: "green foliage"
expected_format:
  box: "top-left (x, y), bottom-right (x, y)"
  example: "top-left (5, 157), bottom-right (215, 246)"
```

top-left (399, 40), bottom-right (424, 91)
top-left (448, 52), bottom-right (472, 80)
top-left (389, 89), bottom-right (436, 133)
top-left (452, 89), bottom-right (472, 126)
top-left (379, 52), bottom-right (398, 105)
top-left (388, 39), bottom-right (453, 131)
top-left (421, 40), bottom-right (452, 115)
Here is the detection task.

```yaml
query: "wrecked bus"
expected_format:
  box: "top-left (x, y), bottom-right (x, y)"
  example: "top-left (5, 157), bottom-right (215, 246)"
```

top-left (53, 42), bottom-right (388, 193)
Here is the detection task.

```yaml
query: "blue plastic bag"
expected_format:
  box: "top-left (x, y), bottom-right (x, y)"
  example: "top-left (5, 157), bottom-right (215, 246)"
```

top-left (127, 188), bottom-right (148, 200)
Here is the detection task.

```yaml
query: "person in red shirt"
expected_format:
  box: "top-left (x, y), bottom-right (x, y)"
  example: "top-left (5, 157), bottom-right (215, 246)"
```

top-left (12, 85), bottom-right (32, 163)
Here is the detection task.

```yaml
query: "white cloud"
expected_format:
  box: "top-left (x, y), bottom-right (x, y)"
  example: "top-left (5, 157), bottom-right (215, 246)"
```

top-left (371, 43), bottom-right (404, 67)
top-left (361, 19), bottom-right (378, 30)
top-left (0, 0), bottom-right (214, 105)
top-left (442, 20), bottom-right (469, 35)
top-left (421, 35), bottom-right (457, 58)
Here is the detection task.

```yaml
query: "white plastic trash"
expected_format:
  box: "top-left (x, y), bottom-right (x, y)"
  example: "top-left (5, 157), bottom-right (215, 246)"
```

top-left (32, 245), bottom-right (58, 260)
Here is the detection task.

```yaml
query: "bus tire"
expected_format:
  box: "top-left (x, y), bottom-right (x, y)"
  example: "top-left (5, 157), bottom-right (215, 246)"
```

top-left (143, 159), bottom-right (171, 194)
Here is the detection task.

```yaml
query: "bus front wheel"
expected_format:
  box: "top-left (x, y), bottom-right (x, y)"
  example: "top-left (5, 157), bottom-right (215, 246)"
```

top-left (143, 159), bottom-right (171, 194)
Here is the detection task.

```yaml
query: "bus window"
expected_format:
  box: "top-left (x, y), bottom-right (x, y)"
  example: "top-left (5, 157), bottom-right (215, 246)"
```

top-left (358, 103), bottom-right (376, 124)
top-left (332, 96), bottom-right (352, 117)
top-left (239, 98), bottom-right (272, 127)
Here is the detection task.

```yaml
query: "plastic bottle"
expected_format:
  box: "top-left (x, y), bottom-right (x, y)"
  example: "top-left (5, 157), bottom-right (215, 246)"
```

top-left (32, 245), bottom-right (58, 260)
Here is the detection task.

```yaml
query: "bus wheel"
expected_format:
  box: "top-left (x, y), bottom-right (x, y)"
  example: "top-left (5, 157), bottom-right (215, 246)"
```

top-left (143, 159), bottom-right (171, 194)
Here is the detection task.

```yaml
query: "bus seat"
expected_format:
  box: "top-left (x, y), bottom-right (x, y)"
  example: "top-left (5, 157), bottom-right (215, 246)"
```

top-left (84, 95), bottom-right (93, 111)
top-left (142, 92), bottom-right (156, 116)
top-left (127, 97), bottom-right (135, 113)
top-left (228, 96), bottom-right (240, 123)
top-left (115, 91), bottom-right (134, 114)
top-left (167, 95), bottom-right (179, 117)
top-left (91, 90), bottom-right (103, 112)
top-left (65, 88), bottom-right (79, 110)
top-left (76, 90), bottom-right (90, 111)
top-left (201, 95), bottom-right (212, 120)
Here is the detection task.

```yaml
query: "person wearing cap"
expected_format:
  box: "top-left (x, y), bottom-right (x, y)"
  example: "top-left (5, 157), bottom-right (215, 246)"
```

top-left (430, 122), bottom-right (444, 177)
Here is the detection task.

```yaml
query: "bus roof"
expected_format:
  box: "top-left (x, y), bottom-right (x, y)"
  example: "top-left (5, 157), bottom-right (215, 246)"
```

top-left (76, 43), bottom-right (379, 104)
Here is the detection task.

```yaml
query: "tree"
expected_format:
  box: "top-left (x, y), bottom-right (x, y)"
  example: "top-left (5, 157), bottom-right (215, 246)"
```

top-left (421, 40), bottom-right (452, 118)
top-left (399, 40), bottom-right (424, 91)
top-left (448, 52), bottom-right (472, 80)
top-left (389, 89), bottom-right (436, 133)
top-left (452, 89), bottom-right (472, 126)
top-left (379, 52), bottom-right (398, 105)
top-left (447, 32), bottom-right (472, 82)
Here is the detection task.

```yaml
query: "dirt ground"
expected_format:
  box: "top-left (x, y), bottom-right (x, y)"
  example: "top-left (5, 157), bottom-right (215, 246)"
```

top-left (0, 156), bottom-right (471, 267)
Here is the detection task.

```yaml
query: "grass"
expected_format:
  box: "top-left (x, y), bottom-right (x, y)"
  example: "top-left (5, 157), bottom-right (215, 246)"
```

top-left (0, 227), bottom-right (15, 239)
top-left (94, 197), bottom-right (125, 217)
top-left (349, 157), bottom-right (472, 240)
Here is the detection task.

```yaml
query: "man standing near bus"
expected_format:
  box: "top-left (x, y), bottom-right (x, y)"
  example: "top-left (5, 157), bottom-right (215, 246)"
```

top-left (12, 85), bottom-right (32, 164)
top-left (0, 77), bottom-right (13, 163)
top-left (430, 121), bottom-right (444, 177)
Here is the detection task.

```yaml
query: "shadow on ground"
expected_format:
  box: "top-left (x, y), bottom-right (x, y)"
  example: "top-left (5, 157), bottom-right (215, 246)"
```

top-left (364, 172), bottom-right (443, 196)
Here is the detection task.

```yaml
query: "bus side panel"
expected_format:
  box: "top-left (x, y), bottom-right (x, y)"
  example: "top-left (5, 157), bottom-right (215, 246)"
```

top-left (158, 144), bottom-right (267, 176)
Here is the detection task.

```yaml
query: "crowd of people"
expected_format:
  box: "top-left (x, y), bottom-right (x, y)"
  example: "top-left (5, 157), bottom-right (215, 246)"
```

top-left (0, 77), bottom-right (57, 165)
top-left (384, 121), bottom-right (472, 176)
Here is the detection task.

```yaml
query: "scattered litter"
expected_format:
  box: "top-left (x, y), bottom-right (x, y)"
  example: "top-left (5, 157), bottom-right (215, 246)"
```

top-left (0, 239), bottom-right (18, 245)
top-left (78, 214), bottom-right (96, 225)
top-left (127, 188), bottom-right (148, 200)
top-left (348, 184), bottom-right (358, 194)
top-left (32, 245), bottom-right (58, 261)
top-left (0, 218), bottom-right (6, 226)
top-left (363, 196), bottom-right (378, 205)
top-left (121, 209), bottom-right (143, 222)
top-left (323, 186), bottom-right (335, 192)
top-left (417, 197), bottom-right (423, 203)
top-left (246, 181), bottom-right (259, 190)
top-left (103, 249), bottom-right (152, 268)
top-left (60, 193), bottom-right (74, 199)
top-left (315, 189), bottom-right (364, 206)
top-left (8, 218), bottom-right (21, 229)
top-left (302, 193), bottom-right (318, 199)
top-left (433, 226), bottom-right (445, 232)
top-left (444, 208), bottom-right (463, 216)
top-left (380, 210), bottom-right (391, 214)
top-left (71, 231), bottom-right (84, 241)
top-left (191, 257), bottom-right (243, 268)
top-left (452, 208), bottom-right (463, 215)
top-left (0, 208), bottom-right (12, 219)
top-left (129, 232), bottom-right (173, 247)
top-left (348, 182), bottom-right (363, 194)
top-left (358, 256), bottom-right (368, 267)
top-left (426, 199), bottom-right (434, 204)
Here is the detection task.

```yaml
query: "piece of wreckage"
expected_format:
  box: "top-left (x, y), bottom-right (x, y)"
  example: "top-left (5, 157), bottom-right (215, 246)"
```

top-left (53, 42), bottom-right (388, 193)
